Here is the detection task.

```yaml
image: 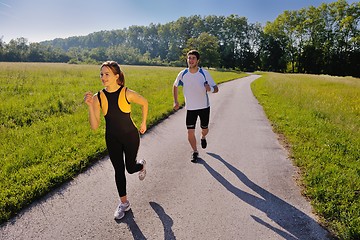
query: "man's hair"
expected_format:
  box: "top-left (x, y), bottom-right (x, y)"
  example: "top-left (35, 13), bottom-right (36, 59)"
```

top-left (187, 49), bottom-right (200, 60)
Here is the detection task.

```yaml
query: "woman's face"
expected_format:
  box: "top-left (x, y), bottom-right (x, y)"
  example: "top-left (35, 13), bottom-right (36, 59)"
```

top-left (100, 66), bottom-right (119, 87)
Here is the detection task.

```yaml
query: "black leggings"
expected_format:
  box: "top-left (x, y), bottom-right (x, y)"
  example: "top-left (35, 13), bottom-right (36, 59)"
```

top-left (106, 130), bottom-right (143, 197)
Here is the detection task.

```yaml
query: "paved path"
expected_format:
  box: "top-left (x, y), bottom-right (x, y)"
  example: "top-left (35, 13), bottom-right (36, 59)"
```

top-left (0, 75), bottom-right (330, 240)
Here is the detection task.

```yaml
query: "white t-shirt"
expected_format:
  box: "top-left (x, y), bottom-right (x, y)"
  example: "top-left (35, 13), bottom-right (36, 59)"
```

top-left (173, 67), bottom-right (216, 110)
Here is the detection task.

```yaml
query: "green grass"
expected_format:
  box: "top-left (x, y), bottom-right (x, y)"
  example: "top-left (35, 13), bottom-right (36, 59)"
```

top-left (251, 72), bottom-right (360, 240)
top-left (0, 62), bottom-right (245, 223)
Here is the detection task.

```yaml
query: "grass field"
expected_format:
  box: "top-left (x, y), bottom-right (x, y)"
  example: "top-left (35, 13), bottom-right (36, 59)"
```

top-left (251, 72), bottom-right (360, 240)
top-left (0, 62), bottom-right (245, 224)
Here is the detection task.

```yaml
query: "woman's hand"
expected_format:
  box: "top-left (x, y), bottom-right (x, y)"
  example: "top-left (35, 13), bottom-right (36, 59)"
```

top-left (139, 122), bottom-right (147, 134)
top-left (84, 91), bottom-right (93, 106)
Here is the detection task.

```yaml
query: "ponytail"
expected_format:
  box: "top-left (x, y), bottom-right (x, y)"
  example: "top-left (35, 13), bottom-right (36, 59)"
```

top-left (117, 71), bottom-right (125, 86)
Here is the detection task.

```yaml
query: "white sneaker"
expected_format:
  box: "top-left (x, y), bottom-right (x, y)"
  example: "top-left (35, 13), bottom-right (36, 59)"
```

top-left (138, 159), bottom-right (146, 181)
top-left (114, 201), bottom-right (130, 220)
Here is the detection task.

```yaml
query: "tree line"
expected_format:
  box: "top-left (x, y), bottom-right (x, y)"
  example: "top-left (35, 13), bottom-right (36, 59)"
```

top-left (0, 0), bottom-right (359, 77)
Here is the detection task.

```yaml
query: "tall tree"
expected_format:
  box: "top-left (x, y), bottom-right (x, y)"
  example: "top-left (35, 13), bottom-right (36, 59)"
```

top-left (157, 23), bottom-right (172, 61)
top-left (263, 18), bottom-right (289, 72)
top-left (143, 23), bottom-right (161, 58)
top-left (222, 15), bottom-right (247, 68)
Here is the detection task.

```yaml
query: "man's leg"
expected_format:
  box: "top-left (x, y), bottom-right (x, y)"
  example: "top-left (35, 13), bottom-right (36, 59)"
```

top-left (188, 129), bottom-right (197, 152)
top-left (186, 110), bottom-right (198, 152)
top-left (200, 107), bottom-right (210, 149)
top-left (188, 128), bottom-right (199, 162)
top-left (201, 128), bottom-right (209, 138)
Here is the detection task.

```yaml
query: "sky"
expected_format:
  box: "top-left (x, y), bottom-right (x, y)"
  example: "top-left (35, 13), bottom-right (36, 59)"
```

top-left (0, 0), bottom-right (357, 43)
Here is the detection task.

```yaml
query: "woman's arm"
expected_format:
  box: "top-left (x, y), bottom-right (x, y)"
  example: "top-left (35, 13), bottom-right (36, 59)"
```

top-left (84, 91), bottom-right (101, 130)
top-left (126, 89), bottom-right (148, 134)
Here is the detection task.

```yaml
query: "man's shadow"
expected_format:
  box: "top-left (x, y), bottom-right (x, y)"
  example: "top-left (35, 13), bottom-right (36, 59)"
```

top-left (196, 152), bottom-right (329, 240)
top-left (116, 202), bottom-right (176, 240)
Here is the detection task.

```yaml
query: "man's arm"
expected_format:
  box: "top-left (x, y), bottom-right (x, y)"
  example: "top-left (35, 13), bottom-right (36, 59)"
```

top-left (173, 85), bottom-right (180, 110)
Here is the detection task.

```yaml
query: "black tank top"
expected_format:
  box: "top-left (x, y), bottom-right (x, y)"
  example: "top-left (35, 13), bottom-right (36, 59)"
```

top-left (101, 87), bottom-right (137, 135)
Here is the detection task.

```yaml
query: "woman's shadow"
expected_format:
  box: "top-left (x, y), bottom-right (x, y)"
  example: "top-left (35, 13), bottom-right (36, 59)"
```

top-left (150, 202), bottom-right (176, 240)
top-left (116, 209), bottom-right (147, 240)
top-left (196, 152), bottom-right (329, 240)
top-left (116, 202), bottom-right (176, 240)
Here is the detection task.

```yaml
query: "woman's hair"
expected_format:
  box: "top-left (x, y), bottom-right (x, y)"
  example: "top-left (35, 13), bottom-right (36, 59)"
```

top-left (101, 61), bottom-right (125, 86)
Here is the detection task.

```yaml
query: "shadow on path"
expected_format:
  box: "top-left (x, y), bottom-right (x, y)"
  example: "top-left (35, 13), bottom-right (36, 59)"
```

top-left (116, 202), bottom-right (176, 240)
top-left (150, 202), bottom-right (176, 240)
top-left (197, 152), bottom-right (328, 240)
top-left (116, 209), bottom-right (147, 240)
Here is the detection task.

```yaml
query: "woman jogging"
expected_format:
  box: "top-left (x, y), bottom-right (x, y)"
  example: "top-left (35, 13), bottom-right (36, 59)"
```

top-left (84, 61), bottom-right (148, 220)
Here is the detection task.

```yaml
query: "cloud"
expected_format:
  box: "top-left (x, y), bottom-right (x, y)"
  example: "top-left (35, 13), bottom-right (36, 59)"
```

top-left (0, 2), bottom-right (11, 8)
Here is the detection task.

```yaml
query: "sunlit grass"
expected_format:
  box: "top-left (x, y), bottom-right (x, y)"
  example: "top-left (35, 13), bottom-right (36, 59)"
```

top-left (251, 72), bottom-right (360, 240)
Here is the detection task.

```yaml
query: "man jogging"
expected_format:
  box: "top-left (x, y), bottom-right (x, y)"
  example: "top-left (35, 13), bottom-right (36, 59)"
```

top-left (173, 50), bottom-right (219, 162)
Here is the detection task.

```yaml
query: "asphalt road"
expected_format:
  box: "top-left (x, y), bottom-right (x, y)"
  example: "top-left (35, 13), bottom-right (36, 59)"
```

top-left (0, 75), bottom-right (331, 240)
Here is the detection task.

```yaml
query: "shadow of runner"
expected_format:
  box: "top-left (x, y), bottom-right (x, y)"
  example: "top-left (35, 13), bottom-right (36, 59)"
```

top-left (251, 215), bottom-right (297, 240)
top-left (114, 202), bottom-right (175, 240)
top-left (150, 202), bottom-right (176, 240)
top-left (198, 152), bottom-right (329, 240)
top-left (116, 209), bottom-right (147, 240)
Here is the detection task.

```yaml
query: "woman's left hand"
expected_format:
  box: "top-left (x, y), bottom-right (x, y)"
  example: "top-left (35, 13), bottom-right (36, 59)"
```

top-left (139, 123), bottom-right (147, 134)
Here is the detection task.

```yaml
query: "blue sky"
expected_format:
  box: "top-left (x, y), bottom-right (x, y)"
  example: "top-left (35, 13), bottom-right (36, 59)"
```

top-left (0, 0), bottom-right (357, 43)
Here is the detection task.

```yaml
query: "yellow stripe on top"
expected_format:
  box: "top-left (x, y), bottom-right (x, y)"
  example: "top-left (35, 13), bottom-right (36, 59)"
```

top-left (98, 87), bottom-right (131, 116)
top-left (119, 87), bottom-right (131, 113)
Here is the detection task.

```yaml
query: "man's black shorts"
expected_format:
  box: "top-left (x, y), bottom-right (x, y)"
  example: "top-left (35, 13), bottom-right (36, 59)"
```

top-left (186, 107), bottom-right (210, 129)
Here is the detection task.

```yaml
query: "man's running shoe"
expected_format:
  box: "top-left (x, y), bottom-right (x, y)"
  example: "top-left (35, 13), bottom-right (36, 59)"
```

top-left (138, 159), bottom-right (146, 181)
top-left (114, 200), bottom-right (130, 220)
top-left (191, 151), bottom-right (199, 163)
top-left (201, 138), bottom-right (207, 149)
